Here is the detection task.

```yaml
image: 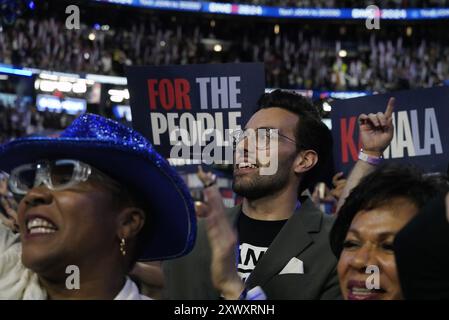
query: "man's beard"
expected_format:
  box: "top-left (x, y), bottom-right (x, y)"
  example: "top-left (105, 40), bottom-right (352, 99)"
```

top-left (232, 157), bottom-right (293, 200)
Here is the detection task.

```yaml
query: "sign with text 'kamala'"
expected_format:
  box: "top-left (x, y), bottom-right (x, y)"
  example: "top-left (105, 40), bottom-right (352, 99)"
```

top-left (126, 63), bottom-right (265, 165)
top-left (331, 86), bottom-right (448, 174)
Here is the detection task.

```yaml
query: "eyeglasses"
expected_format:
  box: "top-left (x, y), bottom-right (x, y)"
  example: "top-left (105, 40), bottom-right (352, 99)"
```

top-left (232, 127), bottom-right (296, 151)
top-left (9, 159), bottom-right (93, 195)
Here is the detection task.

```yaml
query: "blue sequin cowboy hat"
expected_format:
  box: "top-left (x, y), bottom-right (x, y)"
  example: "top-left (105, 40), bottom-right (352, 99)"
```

top-left (0, 113), bottom-right (196, 261)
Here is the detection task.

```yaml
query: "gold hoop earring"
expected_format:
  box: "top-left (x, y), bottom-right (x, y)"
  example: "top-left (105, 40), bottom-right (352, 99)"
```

top-left (120, 238), bottom-right (126, 256)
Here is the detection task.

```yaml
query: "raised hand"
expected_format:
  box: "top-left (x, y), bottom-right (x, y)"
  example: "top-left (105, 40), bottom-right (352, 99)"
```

top-left (330, 172), bottom-right (347, 201)
top-left (196, 166), bottom-right (245, 299)
top-left (358, 97), bottom-right (395, 157)
top-left (0, 195), bottom-right (19, 233)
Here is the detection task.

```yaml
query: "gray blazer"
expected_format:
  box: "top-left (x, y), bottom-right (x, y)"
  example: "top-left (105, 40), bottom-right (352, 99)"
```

top-left (163, 196), bottom-right (342, 300)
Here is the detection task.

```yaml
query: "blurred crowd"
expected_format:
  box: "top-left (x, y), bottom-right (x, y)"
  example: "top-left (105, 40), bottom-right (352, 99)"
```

top-left (0, 103), bottom-right (77, 144)
top-left (1, 10), bottom-right (449, 92)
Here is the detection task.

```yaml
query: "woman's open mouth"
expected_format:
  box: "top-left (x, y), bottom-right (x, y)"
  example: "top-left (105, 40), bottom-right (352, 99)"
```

top-left (25, 215), bottom-right (58, 238)
top-left (347, 280), bottom-right (387, 300)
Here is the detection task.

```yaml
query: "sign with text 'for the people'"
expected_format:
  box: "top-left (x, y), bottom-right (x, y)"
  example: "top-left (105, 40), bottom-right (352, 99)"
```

top-left (331, 86), bottom-right (448, 174)
top-left (126, 63), bottom-right (265, 165)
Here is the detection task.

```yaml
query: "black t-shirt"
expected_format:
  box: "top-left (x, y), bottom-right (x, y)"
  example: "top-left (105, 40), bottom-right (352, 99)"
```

top-left (236, 211), bottom-right (288, 282)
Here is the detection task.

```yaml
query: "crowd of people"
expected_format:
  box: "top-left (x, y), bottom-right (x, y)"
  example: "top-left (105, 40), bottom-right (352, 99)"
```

top-left (0, 103), bottom-right (79, 144)
top-left (0, 0), bottom-right (449, 303)
top-left (1, 4), bottom-right (449, 92)
top-left (1, 89), bottom-right (448, 301)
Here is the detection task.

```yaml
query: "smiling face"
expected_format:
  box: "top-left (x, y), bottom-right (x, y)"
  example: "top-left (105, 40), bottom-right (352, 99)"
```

top-left (337, 197), bottom-right (419, 300)
top-left (232, 107), bottom-right (299, 199)
top-left (17, 177), bottom-right (122, 277)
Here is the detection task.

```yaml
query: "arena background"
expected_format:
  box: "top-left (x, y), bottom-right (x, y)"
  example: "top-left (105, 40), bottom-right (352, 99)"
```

top-left (1, 0), bottom-right (448, 206)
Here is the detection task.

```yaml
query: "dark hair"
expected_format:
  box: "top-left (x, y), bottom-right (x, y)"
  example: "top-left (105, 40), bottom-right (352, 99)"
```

top-left (257, 89), bottom-right (333, 194)
top-left (330, 163), bottom-right (449, 258)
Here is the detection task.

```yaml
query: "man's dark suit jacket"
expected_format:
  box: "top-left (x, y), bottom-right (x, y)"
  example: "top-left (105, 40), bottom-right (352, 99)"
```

top-left (163, 196), bottom-right (342, 300)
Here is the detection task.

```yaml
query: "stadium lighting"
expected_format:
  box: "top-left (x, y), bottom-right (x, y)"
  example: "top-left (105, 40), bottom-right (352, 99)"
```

top-left (39, 80), bottom-right (57, 92)
top-left (338, 49), bottom-right (348, 58)
top-left (213, 44), bottom-right (222, 52)
top-left (86, 74), bottom-right (127, 85)
top-left (57, 81), bottom-right (72, 92)
top-left (37, 95), bottom-right (86, 115)
top-left (88, 33), bottom-right (96, 41)
top-left (110, 95), bottom-right (123, 103)
top-left (72, 82), bottom-right (87, 94)
top-left (274, 24), bottom-right (280, 34)
top-left (39, 73), bottom-right (58, 81)
top-left (0, 65), bottom-right (32, 77)
top-left (108, 89), bottom-right (129, 103)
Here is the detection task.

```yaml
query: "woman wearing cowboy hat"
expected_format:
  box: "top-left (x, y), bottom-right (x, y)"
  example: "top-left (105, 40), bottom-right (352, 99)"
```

top-left (0, 113), bottom-right (196, 299)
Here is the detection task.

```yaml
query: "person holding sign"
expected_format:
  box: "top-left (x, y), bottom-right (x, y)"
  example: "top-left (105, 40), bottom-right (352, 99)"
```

top-left (330, 98), bottom-right (448, 300)
top-left (0, 114), bottom-right (196, 299)
top-left (164, 89), bottom-right (341, 300)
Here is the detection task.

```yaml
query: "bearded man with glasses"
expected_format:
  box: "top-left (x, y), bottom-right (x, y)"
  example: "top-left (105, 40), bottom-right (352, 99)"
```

top-left (164, 89), bottom-right (342, 300)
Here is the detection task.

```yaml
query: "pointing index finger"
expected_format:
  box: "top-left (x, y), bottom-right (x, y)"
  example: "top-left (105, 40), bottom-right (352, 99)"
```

top-left (385, 97), bottom-right (395, 119)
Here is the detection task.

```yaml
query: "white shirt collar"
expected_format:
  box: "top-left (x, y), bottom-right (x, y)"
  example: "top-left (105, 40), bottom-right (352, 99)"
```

top-left (114, 277), bottom-right (152, 300)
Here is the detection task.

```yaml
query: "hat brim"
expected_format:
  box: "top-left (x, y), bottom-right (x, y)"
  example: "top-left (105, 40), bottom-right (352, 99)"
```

top-left (0, 137), bottom-right (196, 261)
